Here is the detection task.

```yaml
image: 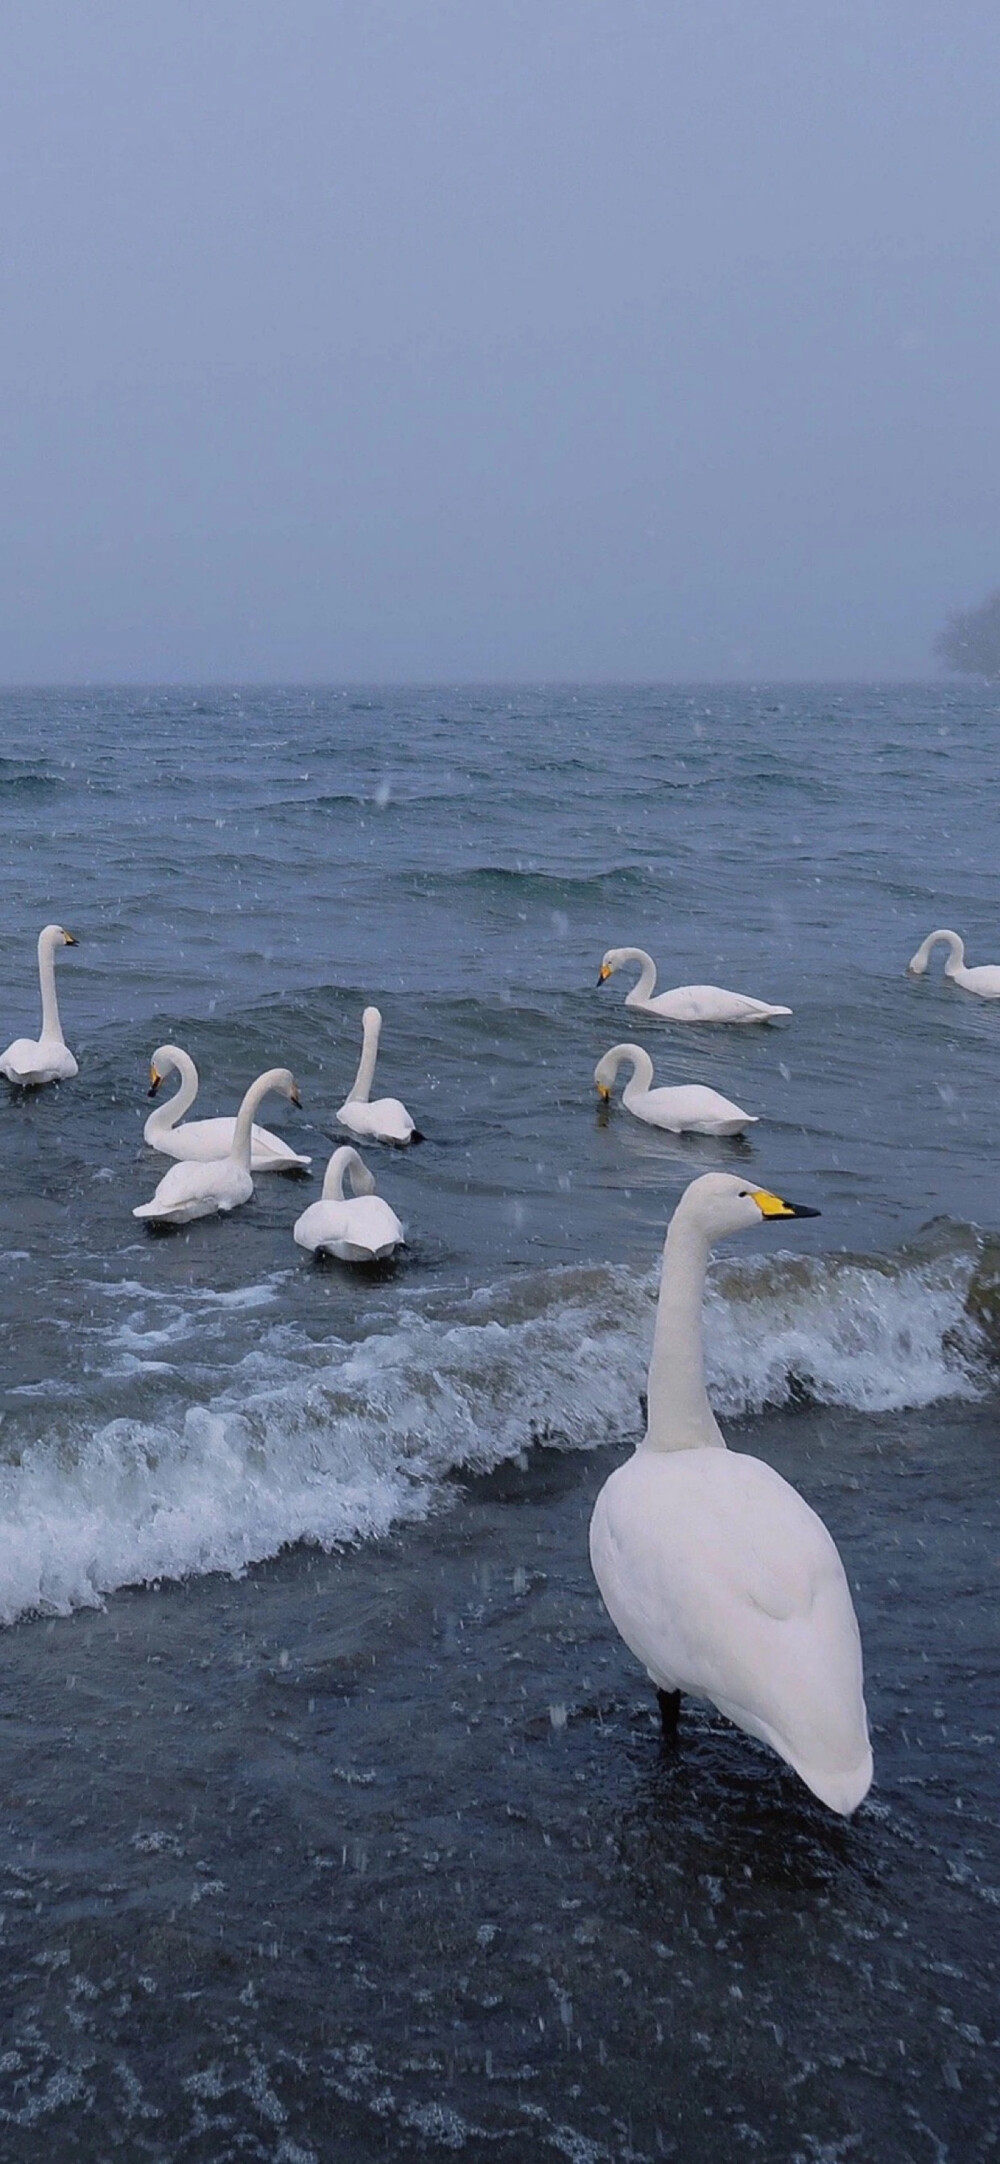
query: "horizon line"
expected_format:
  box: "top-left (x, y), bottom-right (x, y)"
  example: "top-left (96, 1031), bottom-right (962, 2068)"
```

top-left (0, 672), bottom-right (978, 694)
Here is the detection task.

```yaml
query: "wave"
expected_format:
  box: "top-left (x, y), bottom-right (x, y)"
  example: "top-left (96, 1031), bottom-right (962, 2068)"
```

top-left (0, 1237), bottom-right (990, 1627)
top-left (0, 757), bottom-right (60, 795)
top-left (705, 1238), bottom-right (985, 1414)
top-left (394, 864), bottom-right (654, 904)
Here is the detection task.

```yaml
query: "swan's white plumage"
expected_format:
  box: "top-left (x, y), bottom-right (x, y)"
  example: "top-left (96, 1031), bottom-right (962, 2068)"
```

top-left (134, 1067), bottom-right (301, 1225)
top-left (0, 924), bottom-right (79, 1086)
top-left (907, 929), bottom-right (1000, 1000)
top-left (588, 1172), bottom-right (872, 1815)
top-left (338, 1005), bottom-right (417, 1145)
top-left (599, 946), bottom-right (791, 1024)
top-left (590, 1448), bottom-right (871, 1815)
top-left (144, 1045), bottom-right (310, 1169)
top-left (595, 1042), bottom-right (756, 1136)
top-left (293, 1146), bottom-right (404, 1262)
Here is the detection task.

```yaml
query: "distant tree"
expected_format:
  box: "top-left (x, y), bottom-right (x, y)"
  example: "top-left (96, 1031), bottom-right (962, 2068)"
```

top-left (935, 589), bottom-right (1000, 679)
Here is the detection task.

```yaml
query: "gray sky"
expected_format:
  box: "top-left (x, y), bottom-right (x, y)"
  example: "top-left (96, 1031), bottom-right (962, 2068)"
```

top-left (1, 0), bottom-right (998, 681)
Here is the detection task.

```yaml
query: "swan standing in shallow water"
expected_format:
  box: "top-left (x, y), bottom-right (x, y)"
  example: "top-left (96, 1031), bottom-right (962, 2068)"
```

top-left (144, 1045), bottom-right (311, 1170)
top-left (134, 1068), bottom-right (302, 1225)
top-left (338, 1006), bottom-right (419, 1145)
top-left (906, 929), bottom-right (1000, 1000)
top-left (589, 1172), bottom-right (872, 1815)
top-left (595, 1043), bottom-right (757, 1137)
top-left (599, 946), bottom-right (791, 1024)
top-left (293, 1146), bottom-right (404, 1262)
top-left (0, 924), bottom-right (79, 1086)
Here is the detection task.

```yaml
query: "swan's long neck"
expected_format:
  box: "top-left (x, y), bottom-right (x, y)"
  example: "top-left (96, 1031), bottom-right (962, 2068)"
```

top-left (617, 1045), bottom-right (655, 1099)
top-left (152, 1052), bottom-right (198, 1133)
top-left (624, 948), bottom-right (657, 1003)
top-left (915, 929), bottom-right (964, 974)
top-left (939, 932), bottom-right (966, 977)
top-left (349, 1013), bottom-right (380, 1104)
top-left (231, 1070), bottom-right (285, 1169)
top-left (644, 1211), bottom-right (726, 1454)
top-left (38, 933), bottom-right (66, 1045)
top-left (322, 1146), bottom-right (374, 1202)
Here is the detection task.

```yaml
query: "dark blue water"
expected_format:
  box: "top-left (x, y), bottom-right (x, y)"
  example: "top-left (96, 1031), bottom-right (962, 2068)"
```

top-left (1, 682), bottom-right (998, 1613)
top-left (0, 684), bottom-right (997, 2160)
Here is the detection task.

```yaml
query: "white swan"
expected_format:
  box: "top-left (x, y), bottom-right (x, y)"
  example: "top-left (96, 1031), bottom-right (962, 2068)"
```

top-left (0, 924), bottom-right (79, 1086)
top-left (133, 1068), bottom-right (301, 1225)
top-left (293, 1146), bottom-right (404, 1263)
top-left (338, 1006), bottom-right (418, 1145)
top-left (595, 1042), bottom-right (757, 1137)
top-left (589, 1172), bottom-right (872, 1815)
top-left (906, 929), bottom-right (1000, 1000)
top-left (599, 947), bottom-right (791, 1024)
top-left (144, 1044), bottom-right (311, 1170)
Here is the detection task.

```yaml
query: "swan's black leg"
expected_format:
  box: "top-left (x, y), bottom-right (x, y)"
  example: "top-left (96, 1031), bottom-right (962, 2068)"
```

top-left (657, 1688), bottom-right (681, 1740)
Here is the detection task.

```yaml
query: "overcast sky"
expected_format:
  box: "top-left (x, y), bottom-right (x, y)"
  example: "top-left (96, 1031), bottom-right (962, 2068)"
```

top-left (1, 1), bottom-right (998, 681)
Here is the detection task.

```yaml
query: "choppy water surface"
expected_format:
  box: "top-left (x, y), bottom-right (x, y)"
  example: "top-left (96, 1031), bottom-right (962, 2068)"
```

top-left (0, 683), bottom-right (998, 2159)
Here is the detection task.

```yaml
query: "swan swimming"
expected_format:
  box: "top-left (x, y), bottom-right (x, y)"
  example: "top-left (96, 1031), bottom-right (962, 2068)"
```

top-left (338, 1006), bottom-right (419, 1145)
top-left (0, 924), bottom-right (79, 1086)
top-left (133, 1068), bottom-right (302, 1225)
top-left (589, 1172), bottom-right (872, 1815)
top-left (144, 1044), bottom-right (311, 1170)
top-left (906, 929), bottom-right (1000, 1000)
top-left (595, 1042), bottom-right (757, 1137)
top-left (599, 947), bottom-right (791, 1024)
top-left (293, 1145), bottom-right (404, 1262)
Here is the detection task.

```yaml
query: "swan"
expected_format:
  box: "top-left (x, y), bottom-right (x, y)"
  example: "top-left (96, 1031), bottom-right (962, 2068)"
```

top-left (144, 1044), bottom-right (311, 1170)
top-left (599, 947), bottom-right (791, 1024)
top-left (133, 1068), bottom-right (301, 1225)
top-left (293, 1146), bottom-right (404, 1263)
top-left (0, 924), bottom-right (79, 1086)
top-left (589, 1172), bottom-right (872, 1815)
top-left (906, 929), bottom-right (1000, 1000)
top-left (595, 1043), bottom-right (757, 1137)
top-left (338, 1006), bottom-right (419, 1145)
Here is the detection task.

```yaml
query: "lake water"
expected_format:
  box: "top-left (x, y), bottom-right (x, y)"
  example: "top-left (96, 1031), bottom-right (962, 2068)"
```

top-left (0, 682), bottom-right (997, 2159)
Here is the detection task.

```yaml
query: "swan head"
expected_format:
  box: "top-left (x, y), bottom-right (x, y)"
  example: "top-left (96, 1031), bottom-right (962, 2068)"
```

top-left (907, 930), bottom-right (962, 977)
top-left (247, 1065), bottom-right (302, 1108)
top-left (148, 1043), bottom-right (189, 1096)
top-left (673, 1170), bottom-right (819, 1242)
top-left (362, 1005), bottom-right (382, 1034)
top-left (41, 923), bottom-right (77, 949)
top-left (598, 948), bottom-right (632, 984)
top-left (594, 1044), bottom-right (644, 1099)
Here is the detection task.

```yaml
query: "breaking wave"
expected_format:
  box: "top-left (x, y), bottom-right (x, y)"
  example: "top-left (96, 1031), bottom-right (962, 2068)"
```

top-left (0, 1236), bottom-right (990, 1625)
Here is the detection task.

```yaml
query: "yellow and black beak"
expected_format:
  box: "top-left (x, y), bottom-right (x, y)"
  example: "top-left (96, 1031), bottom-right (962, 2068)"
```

top-left (290, 1084), bottom-right (302, 1108)
top-left (597, 963), bottom-right (612, 985)
top-left (147, 1067), bottom-right (162, 1099)
top-left (63, 931), bottom-right (78, 947)
top-left (596, 1082), bottom-right (611, 1101)
top-left (751, 1187), bottom-right (820, 1220)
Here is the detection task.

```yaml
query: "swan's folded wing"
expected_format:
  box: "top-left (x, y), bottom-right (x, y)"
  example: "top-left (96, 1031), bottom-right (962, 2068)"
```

top-left (293, 1201), bottom-right (345, 1249)
top-left (0, 1038), bottom-right (42, 1078)
top-left (250, 1123), bottom-right (312, 1169)
top-left (710, 1456), bottom-right (843, 1620)
top-left (134, 1158), bottom-right (236, 1217)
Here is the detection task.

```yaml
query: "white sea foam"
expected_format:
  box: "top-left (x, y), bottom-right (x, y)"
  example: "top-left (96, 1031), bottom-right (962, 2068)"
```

top-left (0, 1246), bottom-right (986, 1625)
top-left (705, 1247), bottom-right (982, 1415)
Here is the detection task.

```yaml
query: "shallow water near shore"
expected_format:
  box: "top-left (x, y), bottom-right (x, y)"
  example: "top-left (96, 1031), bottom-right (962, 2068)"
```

top-left (2, 1401), bottom-right (998, 2160)
top-left (1, 683), bottom-right (999, 2154)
